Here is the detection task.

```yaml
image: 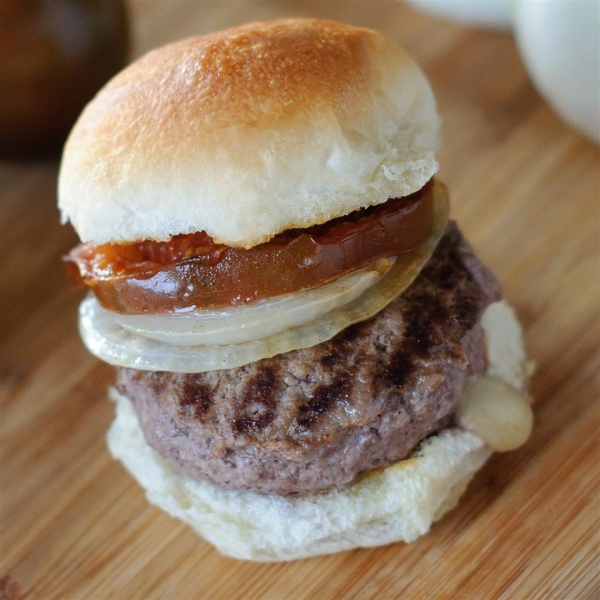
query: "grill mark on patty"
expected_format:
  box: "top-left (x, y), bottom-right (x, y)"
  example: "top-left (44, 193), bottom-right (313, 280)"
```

top-left (451, 286), bottom-right (480, 330)
top-left (297, 376), bottom-right (351, 431)
top-left (405, 296), bottom-right (448, 354)
top-left (179, 378), bottom-right (213, 422)
top-left (428, 262), bottom-right (458, 291)
top-left (384, 349), bottom-right (414, 389)
top-left (433, 237), bottom-right (481, 331)
top-left (383, 296), bottom-right (449, 389)
top-left (320, 349), bottom-right (343, 368)
top-left (234, 366), bottom-right (279, 434)
top-left (381, 238), bottom-right (484, 393)
top-left (120, 223), bottom-right (502, 496)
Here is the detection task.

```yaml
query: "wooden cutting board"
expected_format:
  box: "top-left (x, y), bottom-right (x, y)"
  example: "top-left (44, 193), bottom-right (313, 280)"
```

top-left (2, 2), bottom-right (598, 598)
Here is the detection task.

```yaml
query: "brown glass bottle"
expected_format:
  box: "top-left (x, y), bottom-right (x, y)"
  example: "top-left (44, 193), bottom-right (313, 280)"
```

top-left (0, 0), bottom-right (129, 157)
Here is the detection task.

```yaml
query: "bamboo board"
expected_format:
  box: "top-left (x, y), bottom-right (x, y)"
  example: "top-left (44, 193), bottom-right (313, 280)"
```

top-left (1, 2), bottom-right (599, 598)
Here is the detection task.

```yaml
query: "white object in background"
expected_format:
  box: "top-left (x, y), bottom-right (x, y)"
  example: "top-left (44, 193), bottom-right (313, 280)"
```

top-left (514, 0), bottom-right (600, 145)
top-left (405, 0), bottom-right (513, 29)
top-left (405, 0), bottom-right (600, 145)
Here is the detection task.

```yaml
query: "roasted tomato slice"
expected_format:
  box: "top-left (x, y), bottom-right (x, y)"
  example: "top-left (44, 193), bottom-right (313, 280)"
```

top-left (66, 179), bottom-right (441, 313)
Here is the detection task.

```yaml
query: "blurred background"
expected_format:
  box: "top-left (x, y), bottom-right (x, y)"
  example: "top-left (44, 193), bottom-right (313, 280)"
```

top-left (1, 2), bottom-right (599, 599)
top-left (1, 0), bottom-right (598, 159)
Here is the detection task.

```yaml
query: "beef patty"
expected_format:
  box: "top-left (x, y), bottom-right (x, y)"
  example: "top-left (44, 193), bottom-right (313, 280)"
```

top-left (117, 223), bottom-right (501, 496)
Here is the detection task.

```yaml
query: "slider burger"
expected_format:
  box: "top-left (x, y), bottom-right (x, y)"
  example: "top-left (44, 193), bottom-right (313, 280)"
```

top-left (59, 19), bottom-right (533, 561)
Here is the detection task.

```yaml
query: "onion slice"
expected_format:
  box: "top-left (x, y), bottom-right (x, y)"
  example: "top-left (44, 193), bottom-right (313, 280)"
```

top-left (79, 182), bottom-right (449, 373)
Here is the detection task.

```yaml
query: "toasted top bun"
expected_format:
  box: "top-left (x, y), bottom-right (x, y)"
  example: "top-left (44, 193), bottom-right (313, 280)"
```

top-left (58, 19), bottom-right (439, 248)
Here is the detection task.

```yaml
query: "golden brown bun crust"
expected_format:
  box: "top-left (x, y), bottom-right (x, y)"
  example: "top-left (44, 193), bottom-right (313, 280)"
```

top-left (59, 19), bottom-right (439, 247)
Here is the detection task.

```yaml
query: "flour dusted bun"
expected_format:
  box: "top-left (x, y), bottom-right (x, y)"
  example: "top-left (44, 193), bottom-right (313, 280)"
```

top-left (107, 301), bottom-right (530, 561)
top-left (58, 19), bottom-right (439, 248)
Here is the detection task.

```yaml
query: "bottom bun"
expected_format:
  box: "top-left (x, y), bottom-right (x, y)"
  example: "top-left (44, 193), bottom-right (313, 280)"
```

top-left (107, 300), bottom-right (530, 562)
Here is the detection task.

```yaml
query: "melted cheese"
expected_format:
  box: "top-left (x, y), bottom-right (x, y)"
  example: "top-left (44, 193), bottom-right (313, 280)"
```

top-left (457, 375), bottom-right (533, 452)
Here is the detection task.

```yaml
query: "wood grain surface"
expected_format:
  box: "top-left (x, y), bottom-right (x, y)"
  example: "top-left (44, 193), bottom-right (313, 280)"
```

top-left (1, 1), bottom-right (599, 598)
